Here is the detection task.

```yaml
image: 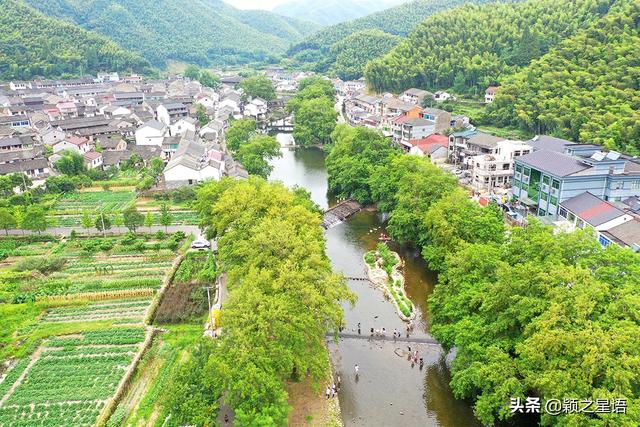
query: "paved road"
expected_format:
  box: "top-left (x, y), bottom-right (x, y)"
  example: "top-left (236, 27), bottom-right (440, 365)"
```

top-left (3, 225), bottom-right (202, 237)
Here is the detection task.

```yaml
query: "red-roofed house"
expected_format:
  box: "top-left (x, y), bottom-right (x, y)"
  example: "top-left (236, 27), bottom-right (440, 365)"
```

top-left (56, 101), bottom-right (78, 117)
top-left (485, 86), bottom-right (500, 103)
top-left (408, 134), bottom-right (449, 162)
top-left (53, 135), bottom-right (92, 154)
top-left (84, 150), bottom-right (103, 169)
top-left (559, 192), bottom-right (633, 233)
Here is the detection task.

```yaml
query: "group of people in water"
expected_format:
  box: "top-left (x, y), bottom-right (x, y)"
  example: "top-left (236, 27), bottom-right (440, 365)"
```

top-left (325, 374), bottom-right (342, 399)
top-left (357, 320), bottom-right (415, 339)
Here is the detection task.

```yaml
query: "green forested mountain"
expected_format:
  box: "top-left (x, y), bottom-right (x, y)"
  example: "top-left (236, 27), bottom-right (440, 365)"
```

top-left (23, 0), bottom-right (318, 67)
top-left (486, 0), bottom-right (640, 154)
top-left (0, 0), bottom-right (150, 80)
top-left (365, 0), bottom-right (616, 93)
top-left (328, 30), bottom-right (402, 80)
top-left (288, 0), bottom-right (507, 79)
top-left (273, 0), bottom-right (406, 26)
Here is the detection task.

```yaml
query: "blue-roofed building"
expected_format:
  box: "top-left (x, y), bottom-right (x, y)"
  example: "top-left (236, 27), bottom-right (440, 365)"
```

top-left (511, 136), bottom-right (640, 217)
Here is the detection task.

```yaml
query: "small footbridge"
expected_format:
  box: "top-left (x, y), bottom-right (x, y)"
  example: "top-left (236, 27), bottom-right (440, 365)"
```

top-left (327, 333), bottom-right (440, 345)
top-left (322, 199), bottom-right (362, 229)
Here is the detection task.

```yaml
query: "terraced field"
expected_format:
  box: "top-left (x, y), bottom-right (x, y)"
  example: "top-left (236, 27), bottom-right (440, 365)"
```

top-left (46, 190), bottom-right (199, 227)
top-left (0, 328), bottom-right (146, 427)
top-left (0, 232), bottom-right (194, 426)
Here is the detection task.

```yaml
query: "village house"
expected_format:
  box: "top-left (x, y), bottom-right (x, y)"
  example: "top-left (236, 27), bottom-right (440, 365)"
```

top-left (394, 117), bottom-right (436, 149)
top-left (0, 115), bottom-right (30, 128)
top-left (39, 127), bottom-right (66, 146)
top-left (599, 219), bottom-right (640, 252)
top-left (400, 88), bottom-right (433, 106)
top-left (485, 86), bottom-right (500, 103)
top-left (199, 120), bottom-right (227, 144)
top-left (408, 134), bottom-right (449, 162)
top-left (53, 135), bottom-right (92, 154)
top-left (0, 135), bottom-right (36, 151)
top-left (163, 139), bottom-right (225, 188)
top-left (511, 136), bottom-right (640, 217)
top-left (157, 102), bottom-right (188, 126)
top-left (243, 98), bottom-right (268, 120)
top-left (469, 139), bottom-right (532, 191)
top-left (448, 130), bottom-right (504, 166)
top-left (421, 108), bottom-right (452, 134)
top-left (100, 105), bottom-right (131, 118)
top-left (170, 117), bottom-right (198, 137)
top-left (83, 150), bottom-right (104, 169)
top-left (433, 91), bottom-right (452, 102)
top-left (96, 135), bottom-right (127, 151)
top-left (135, 120), bottom-right (167, 146)
top-left (0, 146), bottom-right (49, 178)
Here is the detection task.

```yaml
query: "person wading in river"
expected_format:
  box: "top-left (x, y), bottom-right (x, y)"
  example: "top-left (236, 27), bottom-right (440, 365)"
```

top-left (354, 364), bottom-right (359, 378)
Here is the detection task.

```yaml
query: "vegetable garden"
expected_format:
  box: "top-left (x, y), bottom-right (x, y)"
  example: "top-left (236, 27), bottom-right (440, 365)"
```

top-left (0, 328), bottom-right (146, 427)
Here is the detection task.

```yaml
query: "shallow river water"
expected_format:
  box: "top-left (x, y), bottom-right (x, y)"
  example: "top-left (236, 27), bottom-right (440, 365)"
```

top-left (269, 143), bottom-right (481, 427)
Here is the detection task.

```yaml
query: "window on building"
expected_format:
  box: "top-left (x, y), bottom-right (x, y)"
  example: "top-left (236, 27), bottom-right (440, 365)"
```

top-left (559, 207), bottom-right (567, 218)
top-left (632, 180), bottom-right (640, 190)
top-left (543, 176), bottom-right (550, 185)
top-left (524, 167), bottom-right (531, 176)
top-left (599, 235), bottom-right (612, 247)
top-left (516, 164), bottom-right (523, 173)
top-left (550, 196), bottom-right (558, 206)
top-left (503, 163), bottom-right (510, 170)
top-left (576, 219), bottom-right (585, 229)
top-left (552, 179), bottom-right (560, 189)
top-left (539, 208), bottom-right (546, 216)
top-left (567, 212), bottom-right (575, 222)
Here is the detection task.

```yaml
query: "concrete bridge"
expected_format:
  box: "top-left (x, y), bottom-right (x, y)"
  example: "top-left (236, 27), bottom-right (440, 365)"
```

top-left (327, 332), bottom-right (440, 345)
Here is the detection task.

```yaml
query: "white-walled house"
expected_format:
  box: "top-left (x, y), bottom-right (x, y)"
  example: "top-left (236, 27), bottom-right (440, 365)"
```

top-left (53, 135), bottom-right (92, 154)
top-left (135, 120), bottom-right (167, 146)
top-left (243, 97), bottom-right (268, 120)
top-left (84, 150), bottom-right (103, 169)
top-left (199, 119), bottom-right (227, 143)
top-left (470, 139), bottom-right (532, 191)
top-left (170, 117), bottom-right (198, 137)
top-left (163, 140), bottom-right (225, 188)
top-left (40, 127), bottom-right (66, 146)
top-left (485, 86), bottom-right (500, 103)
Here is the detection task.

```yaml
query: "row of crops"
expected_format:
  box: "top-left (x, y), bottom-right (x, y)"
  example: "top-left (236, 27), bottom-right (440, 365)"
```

top-left (0, 328), bottom-right (146, 427)
top-left (52, 210), bottom-right (200, 227)
top-left (42, 298), bottom-right (153, 323)
top-left (0, 230), bottom-right (190, 426)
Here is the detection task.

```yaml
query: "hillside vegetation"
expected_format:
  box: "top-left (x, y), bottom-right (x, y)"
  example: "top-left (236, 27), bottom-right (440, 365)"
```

top-left (24, 0), bottom-right (318, 67)
top-left (0, 0), bottom-right (150, 80)
top-left (486, 0), bottom-right (640, 154)
top-left (288, 0), bottom-right (509, 78)
top-left (365, 0), bottom-right (615, 93)
top-left (274, 0), bottom-right (405, 26)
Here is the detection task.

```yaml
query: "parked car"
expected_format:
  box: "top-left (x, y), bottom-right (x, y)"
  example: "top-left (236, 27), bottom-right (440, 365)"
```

top-left (191, 237), bottom-right (211, 250)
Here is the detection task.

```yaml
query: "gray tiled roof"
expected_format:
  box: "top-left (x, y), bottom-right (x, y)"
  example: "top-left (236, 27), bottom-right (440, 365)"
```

top-left (528, 135), bottom-right (574, 152)
top-left (602, 219), bottom-right (640, 248)
top-left (560, 192), bottom-right (626, 227)
top-left (516, 149), bottom-right (589, 177)
top-left (468, 132), bottom-right (503, 148)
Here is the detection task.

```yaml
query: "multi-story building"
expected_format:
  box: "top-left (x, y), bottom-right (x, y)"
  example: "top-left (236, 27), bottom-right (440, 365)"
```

top-left (511, 136), bottom-right (640, 217)
top-left (470, 140), bottom-right (532, 191)
top-left (394, 117), bottom-right (435, 149)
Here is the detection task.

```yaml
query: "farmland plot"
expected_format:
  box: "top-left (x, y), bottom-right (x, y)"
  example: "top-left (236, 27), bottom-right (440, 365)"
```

top-left (0, 328), bottom-right (146, 427)
top-left (41, 298), bottom-right (153, 324)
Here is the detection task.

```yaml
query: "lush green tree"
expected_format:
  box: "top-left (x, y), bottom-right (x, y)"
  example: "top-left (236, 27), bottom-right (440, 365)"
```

top-left (235, 135), bottom-right (281, 178)
top-left (239, 75), bottom-right (276, 101)
top-left (184, 64), bottom-right (201, 80)
top-left (81, 211), bottom-right (93, 231)
top-left (22, 205), bottom-right (47, 234)
top-left (225, 119), bottom-right (257, 152)
top-left (94, 213), bottom-right (111, 236)
top-left (159, 203), bottom-right (173, 232)
top-left (199, 70), bottom-right (220, 89)
top-left (45, 175), bottom-right (78, 193)
top-left (113, 213), bottom-right (124, 229)
top-left (326, 124), bottom-right (400, 203)
top-left (292, 97), bottom-right (337, 146)
top-left (122, 206), bottom-right (144, 233)
top-left (195, 178), bottom-right (354, 425)
top-left (0, 207), bottom-right (16, 234)
top-left (195, 104), bottom-right (209, 127)
top-left (55, 150), bottom-right (86, 176)
top-left (144, 212), bottom-right (154, 230)
top-left (13, 206), bottom-right (25, 234)
top-left (365, 0), bottom-right (613, 94)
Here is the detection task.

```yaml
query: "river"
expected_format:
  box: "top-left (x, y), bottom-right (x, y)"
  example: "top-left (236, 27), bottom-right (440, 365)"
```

top-left (270, 137), bottom-right (481, 427)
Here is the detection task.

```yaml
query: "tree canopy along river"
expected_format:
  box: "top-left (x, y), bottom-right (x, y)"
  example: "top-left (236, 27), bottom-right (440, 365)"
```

top-left (269, 138), bottom-right (481, 427)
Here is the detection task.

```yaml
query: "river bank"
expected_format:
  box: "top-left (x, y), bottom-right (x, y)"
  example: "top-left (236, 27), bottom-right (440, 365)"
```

top-left (269, 143), bottom-right (481, 427)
